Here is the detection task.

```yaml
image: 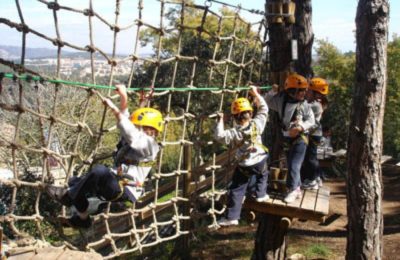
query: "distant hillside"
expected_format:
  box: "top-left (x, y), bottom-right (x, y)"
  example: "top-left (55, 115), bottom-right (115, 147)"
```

top-left (0, 45), bottom-right (136, 60)
top-left (0, 45), bottom-right (68, 60)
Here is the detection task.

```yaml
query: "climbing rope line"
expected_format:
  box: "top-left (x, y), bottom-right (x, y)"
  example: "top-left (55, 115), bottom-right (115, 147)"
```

top-left (0, 0), bottom-right (268, 258)
top-left (1, 72), bottom-right (271, 92)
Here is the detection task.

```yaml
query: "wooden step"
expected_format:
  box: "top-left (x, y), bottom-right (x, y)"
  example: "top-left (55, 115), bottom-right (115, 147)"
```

top-left (243, 187), bottom-right (330, 222)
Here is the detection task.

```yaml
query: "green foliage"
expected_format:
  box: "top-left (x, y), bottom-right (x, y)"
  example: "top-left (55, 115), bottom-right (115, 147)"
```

top-left (314, 37), bottom-right (400, 159)
top-left (314, 39), bottom-right (355, 150)
top-left (303, 243), bottom-right (332, 258)
top-left (384, 35), bottom-right (400, 158)
top-left (137, 3), bottom-right (264, 168)
top-left (0, 169), bottom-right (62, 241)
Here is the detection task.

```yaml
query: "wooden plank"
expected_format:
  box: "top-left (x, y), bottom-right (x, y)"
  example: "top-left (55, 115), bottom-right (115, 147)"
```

top-left (189, 166), bottom-right (235, 195)
top-left (8, 251), bottom-right (36, 260)
top-left (191, 148), bottom-right (237, 180)
top-left (8, 248), bottom-right (102, 260)
top-left (56, 248), bottom-right (102, 260)
top-left (0, 226), bottom-right (2, 257)
top-left (243, 187), bottom-right (330, 222)
top-left (318, 159), bottom-right (333, 168)
top-left (299, 189), bottom-right (318, 212)
top-left (138, 203), bottom-right (172, 221)
top-left (313, 188), bottom-right (330, 215)
top-left (381, 155), bottom-right (392, 164)
top-left (29, 247), bottom-right (64, 260)
top-left (138, 181), bottom-right (177, 206)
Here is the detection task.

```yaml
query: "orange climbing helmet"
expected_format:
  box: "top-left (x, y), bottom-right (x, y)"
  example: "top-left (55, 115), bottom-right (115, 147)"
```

top-left (284, 73), bottom-right (308, 90)
top-left (231, 97), bottom-right (253, 115)
top-left (130, 107), bottom-right (164, 132)
top-left (310, 77), bottom-right (329, 95)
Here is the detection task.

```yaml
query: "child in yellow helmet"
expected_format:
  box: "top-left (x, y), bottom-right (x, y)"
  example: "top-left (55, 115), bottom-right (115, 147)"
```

top-left (46, 84), bottom-right (163, 228)
top-left (301, 77), bottom-right (329, 190)
top-left (215, 86), bottom-right (270, 227)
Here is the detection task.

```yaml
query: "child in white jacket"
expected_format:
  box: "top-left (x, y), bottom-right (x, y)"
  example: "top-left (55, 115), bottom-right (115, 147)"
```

top-left (215, 86), bottom-right (269, 226)
top-left (47, 84), bottom-right (163, 228)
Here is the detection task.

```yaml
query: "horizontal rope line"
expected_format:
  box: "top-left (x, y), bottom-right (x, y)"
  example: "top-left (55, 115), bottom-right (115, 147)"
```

top-left (1, 72), bottom-right (271, 91)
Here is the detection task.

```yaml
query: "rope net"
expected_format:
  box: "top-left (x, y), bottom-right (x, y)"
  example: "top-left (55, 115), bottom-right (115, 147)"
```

top-left (0, 0), bottom-right (268, 258)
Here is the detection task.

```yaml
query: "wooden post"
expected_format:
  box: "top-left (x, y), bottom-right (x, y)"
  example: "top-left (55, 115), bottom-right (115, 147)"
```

top-left (181, 144), bottom-right (192, 257)
top-left (0, 226), bottom-right (3, 258)
top-left (252, 214), bottom-right (291, 260)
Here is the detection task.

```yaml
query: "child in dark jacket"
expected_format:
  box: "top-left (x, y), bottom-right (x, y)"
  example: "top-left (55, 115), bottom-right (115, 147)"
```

top-left (301, 77), bottom-right (329, 190)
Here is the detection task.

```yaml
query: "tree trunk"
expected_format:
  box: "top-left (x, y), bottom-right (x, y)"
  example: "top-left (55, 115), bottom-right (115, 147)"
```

top-left (254, 2), bottom-right (295, 259)
top-left (346, 0), bottom-right (389, 259)
top-left (252, 215), bottom-right (290, 260)
top-left (268, 22), bottom-right (293, 75)
top-left (293, 0), bottom-right (313, 78)
top-left (265, 1), bottom-right (293, 168)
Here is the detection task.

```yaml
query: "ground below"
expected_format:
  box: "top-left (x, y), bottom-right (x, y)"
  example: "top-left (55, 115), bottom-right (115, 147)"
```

top-left (190, 162), bottom-right (400, 260)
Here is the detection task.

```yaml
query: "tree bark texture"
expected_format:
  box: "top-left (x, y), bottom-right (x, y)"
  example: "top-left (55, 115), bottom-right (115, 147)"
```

top-left (294, 0), bottom-right (313, 78)
top-left (268, 23), bottom-right (293, 74)
top-left (264, 1), bottom-right (294, 168)
top-left (346, 0), bottom-right (389, 259)
top-left (252, 214), bottom-right (289, 260)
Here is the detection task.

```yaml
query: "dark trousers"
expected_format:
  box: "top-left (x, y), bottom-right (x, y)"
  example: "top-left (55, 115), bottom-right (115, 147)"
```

top-left (301, 136), bottom-right (321, 181)
top-left (67, 165), bottom-right (122, 212)
top-left (285, 137), bottom-right (307, 191)
top-left (226, 157), bottom-right (268, 220)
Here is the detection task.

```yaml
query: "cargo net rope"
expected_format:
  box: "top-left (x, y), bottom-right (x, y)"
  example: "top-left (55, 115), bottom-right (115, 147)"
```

top-left (0, 0), bottom-right (268, 258)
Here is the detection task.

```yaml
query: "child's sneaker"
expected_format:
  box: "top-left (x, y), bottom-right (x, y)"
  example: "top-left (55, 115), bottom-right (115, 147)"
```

top-left (316, 177), bottom-right (323, 187)
top-left (283, 187), bottom-right (302, 203)
top-left (217, 218), bottom-right (239, 226)
top-left (255, 194), bottom-right (270, 202)
top-left (301, 179), bottom-right (319, 190)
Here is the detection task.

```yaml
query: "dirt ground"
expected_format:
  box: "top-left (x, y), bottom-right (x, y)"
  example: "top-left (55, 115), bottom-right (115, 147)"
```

top-left (190, 161), bottom-right (400, 260)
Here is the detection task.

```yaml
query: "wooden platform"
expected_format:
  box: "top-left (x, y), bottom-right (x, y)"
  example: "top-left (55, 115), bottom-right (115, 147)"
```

top-left (243, 187), bottom-right (330, 222)
top-left (7, 247), bottom-right (102, 260)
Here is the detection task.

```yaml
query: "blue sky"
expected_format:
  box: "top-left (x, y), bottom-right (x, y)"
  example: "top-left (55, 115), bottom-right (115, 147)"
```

top-left (0, 0), bottom-right (398, 54)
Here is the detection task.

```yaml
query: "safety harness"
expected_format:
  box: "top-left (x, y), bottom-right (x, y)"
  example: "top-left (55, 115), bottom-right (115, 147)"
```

top-left (235, 121), bottom-right (269, 175)
top-left (280, 94), bottom-right (309, 149)
top-left (110, 141), bottom-right (157, 201)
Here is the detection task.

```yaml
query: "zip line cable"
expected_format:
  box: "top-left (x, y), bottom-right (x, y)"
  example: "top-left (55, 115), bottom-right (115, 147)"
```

top-left (0, 72), bottom-right (271, 92)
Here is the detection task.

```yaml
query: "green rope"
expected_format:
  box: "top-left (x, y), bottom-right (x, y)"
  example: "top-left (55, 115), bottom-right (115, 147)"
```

top-left (1, 72), bottom-right (271, 92)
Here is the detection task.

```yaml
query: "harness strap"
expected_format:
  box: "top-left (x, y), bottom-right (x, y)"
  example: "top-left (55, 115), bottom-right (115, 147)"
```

top-left (109, 180), bottom-right (145, 202)
top-left (251, 121), bottom-right (269, 153)
top-left (284, 133), bottom-right (309, 150)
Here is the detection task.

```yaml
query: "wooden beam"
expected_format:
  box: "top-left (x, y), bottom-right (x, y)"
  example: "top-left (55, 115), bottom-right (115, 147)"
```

top-left (0, 226), bottom-right (2, 258)
top-left (244, 187), bottom-right (330, 222)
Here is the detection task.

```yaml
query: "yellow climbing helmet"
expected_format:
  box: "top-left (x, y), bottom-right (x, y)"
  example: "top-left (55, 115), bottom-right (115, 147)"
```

top-left (284, 73), bottom-right (308, 90)
top-left (310, 77), bottom-right (329, 95)
top-left (231, 97), bottom-right (253, 115)
top-left (130, 107), bottom-right (164, 132)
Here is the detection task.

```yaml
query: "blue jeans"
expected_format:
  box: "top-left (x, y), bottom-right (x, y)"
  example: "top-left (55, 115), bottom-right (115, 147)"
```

top-left (226, 156), bottom-right (268, 220)
top-left (285, 137), bottom-right (307, 191)
top-left (301, 135), bottom-right (321, 181)
top-left (68, 165), bottom-right (123, 212)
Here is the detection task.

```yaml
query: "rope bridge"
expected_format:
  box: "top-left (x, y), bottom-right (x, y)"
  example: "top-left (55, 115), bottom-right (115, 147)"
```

top-left (0, 0), bottom-right (268, 258)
